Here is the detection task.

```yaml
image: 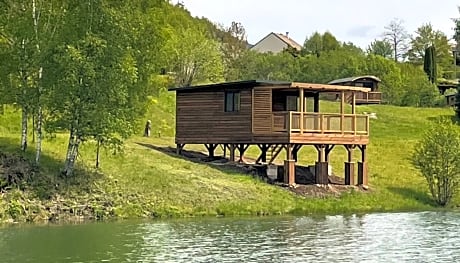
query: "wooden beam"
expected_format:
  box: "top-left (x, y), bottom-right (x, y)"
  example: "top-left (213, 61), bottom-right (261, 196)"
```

top-left (269, 144), bottom-right (284, 164)
top-left (351, 92), bottom-right (356, 114)
top-left (237, 144), bottom-right (249, 163)
top-left (358, 144), bottom-right (367, 162)
top-left (176, 144), bottom-right (185, 155)
top-left (344, 144), bottom-right (354, 162)
top-left (255, 144), bottom-right (270, 163)
top-left (290, 82), bottom-right (371, 93)
top-left (340, 91), bottom-right (345, 134)
top-left (325, 144), bottom-right (335, 162)
top-left (299, 88), bottom-right (304, 134)
top-left (251, 89), bottom-right (255, 133)
top-left (315, 144), bottom-right (326, 163)
top-left (292, 144), bottom-right (302, 162)
top-left (229, 144), bottom-right (235, 162)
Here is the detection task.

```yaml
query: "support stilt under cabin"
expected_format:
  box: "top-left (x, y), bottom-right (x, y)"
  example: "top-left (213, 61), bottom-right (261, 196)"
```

top-left (170, 80), bottom-right (370, 187)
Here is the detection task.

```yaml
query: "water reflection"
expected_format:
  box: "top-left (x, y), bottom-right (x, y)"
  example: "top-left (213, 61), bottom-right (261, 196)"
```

top-left (1, 212), bottom-right (460, 262)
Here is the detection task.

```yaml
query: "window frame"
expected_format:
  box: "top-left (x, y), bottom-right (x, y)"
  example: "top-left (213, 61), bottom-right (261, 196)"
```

top-left (224, 91), bottom-right (241, 112)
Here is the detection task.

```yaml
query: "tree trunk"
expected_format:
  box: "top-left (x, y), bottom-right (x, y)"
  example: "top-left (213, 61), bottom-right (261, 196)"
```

top-left (35, 105), bottom-right (42, 164)
top-left (21, 107), bottom-right (28, 152)
top-left (63, 129), bottom-right (80, 177)
top-left (32, 0), bottom-right (43, 164)
top-left (32, 113), bottom-right (35, 143)
top-left (96, 139), bottom-right (101, 169)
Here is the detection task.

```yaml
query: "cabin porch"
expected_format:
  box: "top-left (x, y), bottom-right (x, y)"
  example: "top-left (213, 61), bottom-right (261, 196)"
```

top-left (266, 86), bottom-right (369, 145)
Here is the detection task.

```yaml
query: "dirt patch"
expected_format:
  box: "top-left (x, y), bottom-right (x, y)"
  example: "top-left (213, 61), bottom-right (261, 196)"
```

top-left (0, 152), bottom-right (38, 191)
top-left (285, 184), bottom-right (367, 198)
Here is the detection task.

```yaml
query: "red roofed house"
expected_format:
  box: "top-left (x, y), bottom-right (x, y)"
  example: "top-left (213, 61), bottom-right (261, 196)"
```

top-left (250, 32), bottom-right (302, 54)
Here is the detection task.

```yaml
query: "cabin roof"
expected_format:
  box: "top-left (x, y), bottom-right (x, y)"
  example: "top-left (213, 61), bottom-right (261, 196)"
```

top-left (169, 80), bottom-right (370, 93)
top-left (328, 75), bottom-right (382, 85)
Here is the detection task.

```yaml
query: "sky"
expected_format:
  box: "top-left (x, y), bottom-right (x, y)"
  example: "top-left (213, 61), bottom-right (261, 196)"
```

top-left (180, 0), bottom-right (460, 48)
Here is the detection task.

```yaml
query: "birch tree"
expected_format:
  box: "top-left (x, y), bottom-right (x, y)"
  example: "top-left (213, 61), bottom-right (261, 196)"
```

top-left (44, 1), bottom-right (145, 176)
top-left (0, 0), bottom-right (65, 163)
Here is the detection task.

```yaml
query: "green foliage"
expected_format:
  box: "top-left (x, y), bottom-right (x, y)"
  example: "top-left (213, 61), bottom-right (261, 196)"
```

top-left (235, 50), bottom-right (299, 81)
top-left (412, 118), bottom-right (460, 206)
top-left (367, 39), bottom-right (393, 59)
top-left (302, 31), bottom-right (340, 57)
top-left (398, 63), bottom-right (440, 107)
top-left (167, 28), bottom-right (224, 86)
top-left (408, 23), bottom-right (452, 78)
top-left (423, 45), bottom-right (437, 84)
top-left (455, 84), bottom-right (460, 118)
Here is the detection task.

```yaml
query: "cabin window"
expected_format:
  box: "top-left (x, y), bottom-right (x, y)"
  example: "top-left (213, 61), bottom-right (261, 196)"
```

top-left (225, 91), bottom-right (241, 112)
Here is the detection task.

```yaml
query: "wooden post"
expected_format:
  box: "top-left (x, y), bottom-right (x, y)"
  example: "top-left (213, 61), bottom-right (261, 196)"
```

top-left (237, 144), bottom-right (249, 163)
top-left (351, 92), bottom-right (356, 114)
top-left (315, 162), bottom-right (329, 184)
top-left (288, 111), bottom-right (292, 133)
top-left (229, 144), bottom-right (236, 162)
top-left (205, 144), bottom-right (217, 159)
top-left (292, 144), bottom-right (302, 162)
top-left (299, 88), bottom-right (304, 133)
top-left (325, 145), bottom-right (334, 163)
top-left (358, 145), bottom-right (368, 185)
top-left (284, 144), bottom-right (295, 185)
top-left (316, 144), bottom-right (325, 162)
top-left (176, 144), bottom-right (184, 155)
top-left (340, 91), bottom-right (345, 134)
top-left (315, 145), bottom-right (328, 184)
top-left (256, 144), bottom-right (269, 163)
top-left (344, 145), bottom-right (355, 185)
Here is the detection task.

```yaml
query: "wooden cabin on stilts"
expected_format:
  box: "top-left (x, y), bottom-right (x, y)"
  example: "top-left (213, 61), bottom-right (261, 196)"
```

top-left (169, 80), bottom-right (370, 186)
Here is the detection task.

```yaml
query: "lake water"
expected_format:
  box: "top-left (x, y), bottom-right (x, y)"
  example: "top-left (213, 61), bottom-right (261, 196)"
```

top-left (1, 211), bottom-right (459, 262)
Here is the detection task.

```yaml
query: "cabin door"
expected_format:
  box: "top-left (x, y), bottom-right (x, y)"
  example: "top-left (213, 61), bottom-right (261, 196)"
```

top-left (286, 95), bottom-right (298, 111)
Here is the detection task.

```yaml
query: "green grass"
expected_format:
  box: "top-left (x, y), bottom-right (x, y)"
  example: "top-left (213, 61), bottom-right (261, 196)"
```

top-left (0, 101), bottom-right (457, 222)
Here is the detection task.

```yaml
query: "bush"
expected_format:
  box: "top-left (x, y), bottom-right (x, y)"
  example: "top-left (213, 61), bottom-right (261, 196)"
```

top-left (412, 118), bottom-right (460, 206)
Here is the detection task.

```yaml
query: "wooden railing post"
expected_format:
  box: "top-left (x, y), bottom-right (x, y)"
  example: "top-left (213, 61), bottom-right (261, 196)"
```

top-left (288, 111), bottom-right (292, 133)
top-left (320, 114), bottom-right (324, 134)
top-left (299, 88), bottom-right (304, 134)
top-left (340, 91), bottom-right (345, 134)
top-left (366, 115), bottom-right (370, 135)
top-left (353, 115), bottom-right (357, 135)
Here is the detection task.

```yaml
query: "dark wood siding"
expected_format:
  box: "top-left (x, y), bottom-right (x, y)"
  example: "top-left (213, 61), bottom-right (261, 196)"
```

top-left (252, 87), bottom-right (272, 134)
top-left (175, 89), bottom-right (252, 144)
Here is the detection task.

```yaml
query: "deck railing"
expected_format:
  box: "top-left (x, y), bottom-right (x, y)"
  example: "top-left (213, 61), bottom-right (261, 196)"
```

top-left (355, 92), bottom-right (382, 102)
top-left (272, 111), bottom-right (369, 135)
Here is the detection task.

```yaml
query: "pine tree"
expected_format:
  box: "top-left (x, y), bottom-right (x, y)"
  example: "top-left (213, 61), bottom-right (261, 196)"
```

top-left (423, 46), bottom-right (437, 84)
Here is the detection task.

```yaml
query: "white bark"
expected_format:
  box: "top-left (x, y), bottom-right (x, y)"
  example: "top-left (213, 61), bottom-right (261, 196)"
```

top-left (63, 128), bottom-right (80, 177)
top-left (20, 107), bottom-right (28, 152)
top-left (35, 104), bottom-right (42, 163)
top-left (32, 0), bottom-right (42, 164)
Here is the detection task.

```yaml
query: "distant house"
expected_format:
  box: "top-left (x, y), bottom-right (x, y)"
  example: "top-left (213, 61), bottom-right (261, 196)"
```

top-left (250, 32), bottom-right (302, 54)
top-left (446, 93), bottom-right (456, 107)
top-left (328, 75), bottom-right (382, 105)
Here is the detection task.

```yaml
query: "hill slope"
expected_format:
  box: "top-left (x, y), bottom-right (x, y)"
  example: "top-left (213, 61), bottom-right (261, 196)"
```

top-left (0, 102), bottom-right (456, 222)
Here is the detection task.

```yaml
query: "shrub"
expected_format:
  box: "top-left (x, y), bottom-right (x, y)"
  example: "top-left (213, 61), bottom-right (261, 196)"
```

top-left (412, 118), bottom-right (460, 206)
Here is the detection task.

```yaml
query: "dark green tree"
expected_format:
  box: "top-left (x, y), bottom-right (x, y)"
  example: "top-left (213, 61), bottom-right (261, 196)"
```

top-left (423, 45), bottom-right (437, 84)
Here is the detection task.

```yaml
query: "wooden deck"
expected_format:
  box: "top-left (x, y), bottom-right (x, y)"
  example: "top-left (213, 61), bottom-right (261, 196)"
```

top-left (351, 91), bottom-right (382, 105)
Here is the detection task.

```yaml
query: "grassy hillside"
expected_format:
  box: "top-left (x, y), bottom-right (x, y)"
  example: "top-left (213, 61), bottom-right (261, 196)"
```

top-left (0, 100), bottom-right (457, 222)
